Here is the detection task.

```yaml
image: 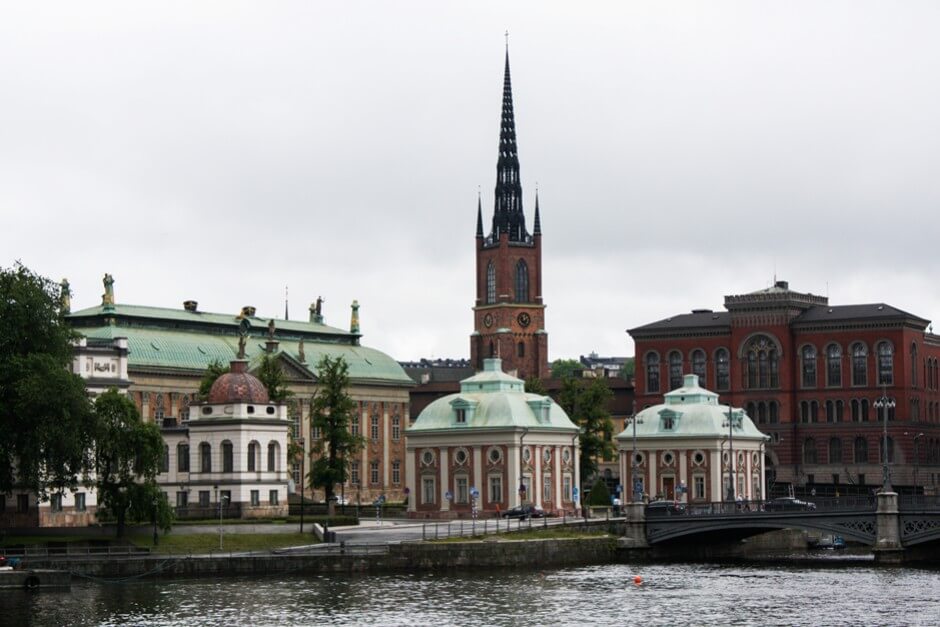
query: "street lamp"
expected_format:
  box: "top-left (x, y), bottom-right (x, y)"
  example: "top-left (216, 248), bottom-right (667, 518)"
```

top-left (722, 404), bottom-right (736, 502)
top-left (218, 493), bottom-right (229, 550)
top-left (628, 401), bottom-right (644, 503)
top-left (297, 437), bottom-right (305, 534)
top-left (874, 388), bottom-right (895, 492)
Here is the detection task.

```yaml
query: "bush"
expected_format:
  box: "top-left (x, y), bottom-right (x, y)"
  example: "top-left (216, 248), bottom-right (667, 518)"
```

top-left (586, 478), bottom-right (611, 507)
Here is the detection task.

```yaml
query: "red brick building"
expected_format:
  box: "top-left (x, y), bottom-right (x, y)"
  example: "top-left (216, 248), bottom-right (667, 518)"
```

top-left (469, 50), bottom-right (548, 380)
top-left (629, 280), bottom-right (940, 496)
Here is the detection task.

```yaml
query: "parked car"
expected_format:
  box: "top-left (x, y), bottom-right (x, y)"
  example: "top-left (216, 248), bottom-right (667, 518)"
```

top-left (501, 504), bottom-right (545, 520)
top-left (765, 497), bottom-right (816, 511)
top-left (645, 500), bottom-right (686, 516)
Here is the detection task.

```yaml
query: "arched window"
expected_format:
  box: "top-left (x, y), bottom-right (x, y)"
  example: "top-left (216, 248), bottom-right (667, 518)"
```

top-left (222, 441), bottom-right (233, 473)
top-left (800, 401), bottom-right (810, 423)
top-left (861, 398), bottom-right (870, 421)
top-left (179, 394), bottom-right (191, 421)
top-left (828, 438), bottom-right (842, 464)
top-left (200, 442), bottom-right (211, 473)
top-left (757, 402), bottom-right (767, 424)
top-left (877, 341), bottom-right (894, 385)
top-left (746, 402), bottom-right (757, 421)
top-left (514, 260), bottom-right (529, 303)
top-left (803, 438), bottom-right (817, 464)
top-left (744, 335), bottom-right (779, 389)
top-left (177, 442), bottom-right (190, 472)
top-left (836, 400), bottom-right (844, 422)
top-left (486, 262), bottom-right (496, 304)
top-left (517, 341), bottom-right (525, 357)
top-left (811, 400), bottom-right (819, 423)
top-left (488, 340), bottom-right (495, 357)
top-left (826, 344), bottom-right (842, 387)
top-left (801, 345), bottom-right (817, 388)
top-left (668, 351), bottom-right (682, 390)
top-left (911, 343), bottom-right (918, 387)
top-left (691, 349), bottom-right (706, 386)
top-left (645, 352), bottom-right (660, 394)
top-left (268, 441), bottom-right (279, 472)
top-left (851, 399), bottom-right (860, 422)
top-left (852, 342), bottom-right (868, 386)
top-left (825, 400), bottom-right (835, 423)
top-left (715, 348), bottom-right (730, 391)
top-left (854, 437), bottom-right (868, 463)
top-left (247, 442), bottom-right (259, 472)
top-left (769, 401), bottom-right (779, 424)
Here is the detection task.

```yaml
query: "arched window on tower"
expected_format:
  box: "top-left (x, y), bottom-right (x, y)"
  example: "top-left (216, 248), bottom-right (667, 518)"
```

top-left (715, 348), bottom-right (730, 391)
top-left (744, 335), bottom-right (779, 389)
top-left (877, 341), bottom-right (894, 386)
top-left (486, 262), bottom-right (496, 304)
top-left (645, 352), bottom-right (660, 394)
top-left (668, 351), bottom-right (682, 390)
top-left (517, 342), bottom-right (525, 358)
top-left (514, 260), bottom-right (529, 303)
top-left (852, 342), bottom-right (868, 386)
top-left (489, 341), bottom-right (496, 358)
top-left (691, 349), bottom-right (706, 387)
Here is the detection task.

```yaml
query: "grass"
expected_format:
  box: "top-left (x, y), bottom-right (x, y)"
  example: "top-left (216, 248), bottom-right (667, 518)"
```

top-left (129, 531), bottom-right (318, 554)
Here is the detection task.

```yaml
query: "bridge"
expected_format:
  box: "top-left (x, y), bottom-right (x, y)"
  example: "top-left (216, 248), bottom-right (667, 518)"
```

top-left (620, 493), bottom-right (940, 563)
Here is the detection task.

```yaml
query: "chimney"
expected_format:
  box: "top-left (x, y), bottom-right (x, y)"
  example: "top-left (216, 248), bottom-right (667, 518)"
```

top-left (183, 300), bottom-right (198, 312)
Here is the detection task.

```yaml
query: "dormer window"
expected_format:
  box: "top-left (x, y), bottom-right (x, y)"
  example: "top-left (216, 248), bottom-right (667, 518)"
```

top-left (456, 408), bottom-right (466, 424)
top-left (663, 416), bottom-right (675, 430)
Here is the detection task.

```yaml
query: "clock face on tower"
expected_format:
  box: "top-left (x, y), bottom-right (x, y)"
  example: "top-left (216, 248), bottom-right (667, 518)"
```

top-left (483, 313), bottom-right (494, 328)
top-left (517, 312), bottom-right (531, 328)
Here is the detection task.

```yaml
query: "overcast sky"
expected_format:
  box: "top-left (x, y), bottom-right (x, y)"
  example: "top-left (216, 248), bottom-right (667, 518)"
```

top-left (2, 2), bottom-right (938, 363)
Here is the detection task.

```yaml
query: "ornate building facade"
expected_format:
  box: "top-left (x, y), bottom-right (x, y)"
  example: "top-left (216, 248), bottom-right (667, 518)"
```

top-left (67, 276), bottom-right (414, 511)
top-left (470, 50), bottom-right (548, 380)
top-left (629, 280), bottom-right (940, 496)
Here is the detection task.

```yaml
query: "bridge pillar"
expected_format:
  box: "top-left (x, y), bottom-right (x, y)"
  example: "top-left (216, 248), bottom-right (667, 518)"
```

top-left (873, 491), bottom-right (904, 564)
top-left (617, 503), bottom-right (649, 549)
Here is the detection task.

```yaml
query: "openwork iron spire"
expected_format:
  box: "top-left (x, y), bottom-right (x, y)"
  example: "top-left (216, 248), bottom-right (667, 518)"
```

top-left (491, 47), bottom-right (528, 242)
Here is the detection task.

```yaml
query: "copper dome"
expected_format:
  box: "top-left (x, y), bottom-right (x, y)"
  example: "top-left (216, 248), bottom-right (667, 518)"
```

top-left (208, 360), bottom-right (269, 404)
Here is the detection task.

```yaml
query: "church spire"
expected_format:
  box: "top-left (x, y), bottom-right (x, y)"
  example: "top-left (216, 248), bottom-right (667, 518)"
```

top-left (491, 44), bottom-right (528, 243)
top-left (476, 189), bottom-right (484, 238)
top-left (533, 187), bottom-right (541, 236)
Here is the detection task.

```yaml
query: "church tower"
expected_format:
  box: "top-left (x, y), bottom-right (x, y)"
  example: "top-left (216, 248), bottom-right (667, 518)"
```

top-left (470, 48), bottom-right (548, 379)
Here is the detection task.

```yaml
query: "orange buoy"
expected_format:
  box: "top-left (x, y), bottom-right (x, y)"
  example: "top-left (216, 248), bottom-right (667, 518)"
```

top-left (633, 575), bottom-right (643, 586)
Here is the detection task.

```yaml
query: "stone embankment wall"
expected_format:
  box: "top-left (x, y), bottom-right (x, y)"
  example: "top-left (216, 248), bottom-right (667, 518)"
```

top-left (21, 537), bottom-right (616, 580)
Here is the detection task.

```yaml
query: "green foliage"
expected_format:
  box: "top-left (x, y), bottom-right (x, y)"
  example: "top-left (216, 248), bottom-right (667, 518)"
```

top-left (256, 353), bottom-right (294, 403)
top-left (197, 360), bottom-right (229, 400)
top-left (524, 376), bottom-right (547, 395)
top-left (556, 376), bottom-right (615, 488)
top-left (309, 356), bottom-right (365, 503)
top-left (94, 389), bottom-right (171, 538)
top-left (586, 478), bottom-right (611, 506)
top-left (622, 357), bottom-right (635, 377)
top-left (0, 263), bottom-right (96, 496)
top-left (550, 358), bottom-right (583, 379)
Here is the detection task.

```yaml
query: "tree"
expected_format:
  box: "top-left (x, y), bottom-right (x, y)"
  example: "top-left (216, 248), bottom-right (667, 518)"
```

top-left (524, 376), bottom-right (547, 395)
top-left (94, 389), bottom-right (171, 538)
top-left (309, 355), bottom-right (364, 514)
top-left (556, 375), bottom-right (615, 489)
top-left (197, 360), bottom-right (229, 401)
top-left (586, 477), bottom-right (611, 507)
top-left (256, 353), bottom-right (294, 403)
top-left (0, 263), bottom-right (97, 497)
top-left (550, 358), bottom-right (583, 379)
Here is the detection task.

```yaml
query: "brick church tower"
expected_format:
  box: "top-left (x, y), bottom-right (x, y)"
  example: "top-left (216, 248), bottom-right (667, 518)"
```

top-left (470, 49), bottom-right (548, 379)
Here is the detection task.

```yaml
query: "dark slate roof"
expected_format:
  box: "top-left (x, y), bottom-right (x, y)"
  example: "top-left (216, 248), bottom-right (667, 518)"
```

top-left (793, 303), bottom-right (930, 327)
top-left (629, 310), bottom-right (731, 335)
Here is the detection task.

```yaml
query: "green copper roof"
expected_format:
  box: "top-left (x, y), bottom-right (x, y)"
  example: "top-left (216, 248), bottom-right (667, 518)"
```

top-left (69, 304), bottom-right (412, 386)
top-left (616, 375), bottom-right (767, 441)
top-left (408, 359), bottom-right (578, 432)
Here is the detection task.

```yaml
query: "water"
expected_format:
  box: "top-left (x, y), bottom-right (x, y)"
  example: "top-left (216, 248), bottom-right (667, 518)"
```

top-left (3, 562), bottom-right (938, 626)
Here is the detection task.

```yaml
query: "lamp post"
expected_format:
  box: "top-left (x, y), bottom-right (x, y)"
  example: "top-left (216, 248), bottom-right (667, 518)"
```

top-left (218, 493), bottom-right (229, 550)
top-left (874, 387), bottom-right (895, 492)
top-left (297, 437), bottom-right (306, 533)
top-left (629, 402), bottom-right (644, 503)
top-left (723, 403), bottom-right (736, 502)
